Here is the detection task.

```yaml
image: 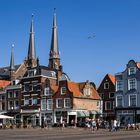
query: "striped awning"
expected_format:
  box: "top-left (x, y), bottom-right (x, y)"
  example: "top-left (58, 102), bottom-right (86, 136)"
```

top-left (77, 111), bottom-right (86, 118)
top-left (90, 110), bottom-right (97, 115)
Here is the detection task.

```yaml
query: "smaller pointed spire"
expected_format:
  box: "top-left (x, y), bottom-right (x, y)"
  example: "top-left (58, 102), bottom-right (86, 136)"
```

top-left (10, 44), bottom-right (15, 71)
top-left (27, 14), bottom-right (36, 60)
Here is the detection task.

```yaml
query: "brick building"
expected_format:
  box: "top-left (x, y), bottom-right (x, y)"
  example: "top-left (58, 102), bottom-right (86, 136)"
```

top-left (0, 12), bottom-right (101, 127)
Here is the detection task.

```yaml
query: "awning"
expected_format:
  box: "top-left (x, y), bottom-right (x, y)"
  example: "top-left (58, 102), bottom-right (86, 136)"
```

top-left (90, 110), bottom-right (97, 115)
top-left (0, 115), bottom-right (14, 119)
top-left (77, 111), bottom-right (86, 118)
top-left (83, 111), bottom-right (90, 117)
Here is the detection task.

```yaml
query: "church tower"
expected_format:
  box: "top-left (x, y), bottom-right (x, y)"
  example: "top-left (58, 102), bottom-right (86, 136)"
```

top-left (26, 15), bottom-right (37, 68)
top-left (48, 11), bottom-right (61, 70)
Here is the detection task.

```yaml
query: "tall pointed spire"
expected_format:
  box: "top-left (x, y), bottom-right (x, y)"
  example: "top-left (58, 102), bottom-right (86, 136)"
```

top-left (28, 14), bottom-right (36, 60)
top-left (49, 9), bottom-right (61, 70)
top-left (10, 44), bottom-right (15, 81)
top-left (10, 44), bottom-right (15, 71)
top-left (27, 14), bottom-right (37, 67)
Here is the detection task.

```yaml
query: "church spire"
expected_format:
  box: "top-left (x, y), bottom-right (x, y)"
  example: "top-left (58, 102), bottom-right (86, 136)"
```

top-left (49, 9), bottom-right (61, 70)
top-left (10, 44), bottom-right (15, 71)
top-left (27, 14), bottom-right (37, 67)
top-left (10, 44), bottom-right (15, 81)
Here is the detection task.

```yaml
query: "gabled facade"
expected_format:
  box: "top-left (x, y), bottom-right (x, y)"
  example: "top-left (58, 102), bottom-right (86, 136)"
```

top-left (115, 60), bottom-right (140, 125)
top-left (53, 80), bottom-right (101, 126)
top-left (0, 80), bottom-right (11, 114)
top-left (98, 74), bottom-right (115, 121)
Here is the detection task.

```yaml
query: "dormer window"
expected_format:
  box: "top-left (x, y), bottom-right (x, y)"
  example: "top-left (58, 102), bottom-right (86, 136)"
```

top-left (83, 88), bottom-right (91, 96)
top-left (28, 69), bottom-right (36, 77)
top-left (61, 87), bottom-right (66, 95)
top-left (128, 67), bottom-right (136, 75)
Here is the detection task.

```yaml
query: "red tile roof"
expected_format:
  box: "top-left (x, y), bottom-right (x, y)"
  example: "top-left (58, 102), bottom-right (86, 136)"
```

top-left (0, 80), bottom-right (10, 88)
top-left (67, 81), bottom-right (101, 100)
top-left (67, 81), bottom-right (83, 97)
top-left (136, 62), bottom-right (140, 68)
top-left (51, 85), bottom-right (58, 93)
top-left (108, 74), bottom-right (116, 85)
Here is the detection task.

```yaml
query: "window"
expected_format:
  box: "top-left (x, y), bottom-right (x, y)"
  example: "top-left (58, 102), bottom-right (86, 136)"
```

top-left (83, 88), bottom-right (91, 96)
top-left (44, 87), bottom-right (50, 96)
top-left (64, 98), bottom-right (71, 108)
top-left (129, 94), bottom-right (137, 107)
top-left (2, 102), bottom-right (5, 110)
top-left (14, 90), bottom-right (19, 98)
top-left (109, 92), bottom-right (114, 98)
top-left (47, 99), bottom-right (53, 110)
top-left (116, 80), bottom-right (123, 91)
top-left (61, 87), bottom-right (66, 95)
top-left (28, 69), bottom-right (36, 77)
top-left (24, 96), bottom-right (30, 105)
top-left (56, 98), bottom-right (63, 108)
top-left (116, 95), bottom-right (123, 107)
top-left (0, 95), bottom-right (5, 100)
top-left (24, 84), bottom-right (30, 92)
top-left (32, 83), bottom-right (38, 91)
top-left (128, 67), bottom-right (136, 75)
top-left (97, 101), bottom-right (100, 107)
top-left (128, 78), bottom-right (137, 90)
top-left (14, 100), bottom-right (19, 109)
top-left (32, 97), bottom-right (38, 105)
top-left (104, 82), bottom-right (109, 89)
top-left (8, 101), bottom-right (13, 110)
top-left (41, 98), bottom-right (46, 110)
top-left (105, 101), bottom-right (112, 110)
top-left (8, 91), bottom-right (13, 98)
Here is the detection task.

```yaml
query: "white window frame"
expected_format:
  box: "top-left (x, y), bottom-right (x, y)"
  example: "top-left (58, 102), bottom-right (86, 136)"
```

top-left (116, 80), bottom-right (123, 91)
top-left (47, 99), bottom-right (53, 110)
top-left (129, 94), bottom-right (137, 107)
top-left (14, 100), bottom-right (19, 109)
top-left (128, 67), bottom-right (136, 75)
top-left (44, 87), bottom-right (50, 96)
top-left (28, 69), bottom-right (36, 77)
top-left (128, 78), bottom-right (137, 90)
top-left (8, 91), bottom-right (13, 98)
top-left (32, 97), bottom-right (38, 105)
top-left (61, 87), bottom-right (66, 95)
top-left (64, 98), bottom-right (71, 108)
top-left (41, 98), bottom-right (47, 110)
top-left (83, 88), bottom-right (91, 96)
top-left (24, 96), bottom-right (30, 106)
top-left (116, 95), bottom-right (123, 107)
top-left (14, 90), bottom-right (19, 98)
top-left (8, 100), bottom-right (13, 110)
top-left (56, 98), bottom-right (63, 108)
top-left (104, 82), bottom-right (109, 89)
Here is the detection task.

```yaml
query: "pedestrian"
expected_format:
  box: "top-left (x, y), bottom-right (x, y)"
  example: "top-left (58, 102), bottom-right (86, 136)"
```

top-left (91, 119), bottom-right (96, 132)
top-left (62, 120), bottom-right (65, 130)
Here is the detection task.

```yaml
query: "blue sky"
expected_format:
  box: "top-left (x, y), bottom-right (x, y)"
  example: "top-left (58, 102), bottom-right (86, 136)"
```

top-left (0, 0), bottom-right (140, 86)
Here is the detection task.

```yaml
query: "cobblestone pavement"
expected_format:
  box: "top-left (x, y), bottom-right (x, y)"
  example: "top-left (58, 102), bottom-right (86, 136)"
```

top-left (0, 128), bottom-right (140, 140)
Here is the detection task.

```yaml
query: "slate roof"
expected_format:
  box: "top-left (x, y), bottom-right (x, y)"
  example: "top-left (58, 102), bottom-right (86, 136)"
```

top-left (0, 65), bottom-right (21, 80)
